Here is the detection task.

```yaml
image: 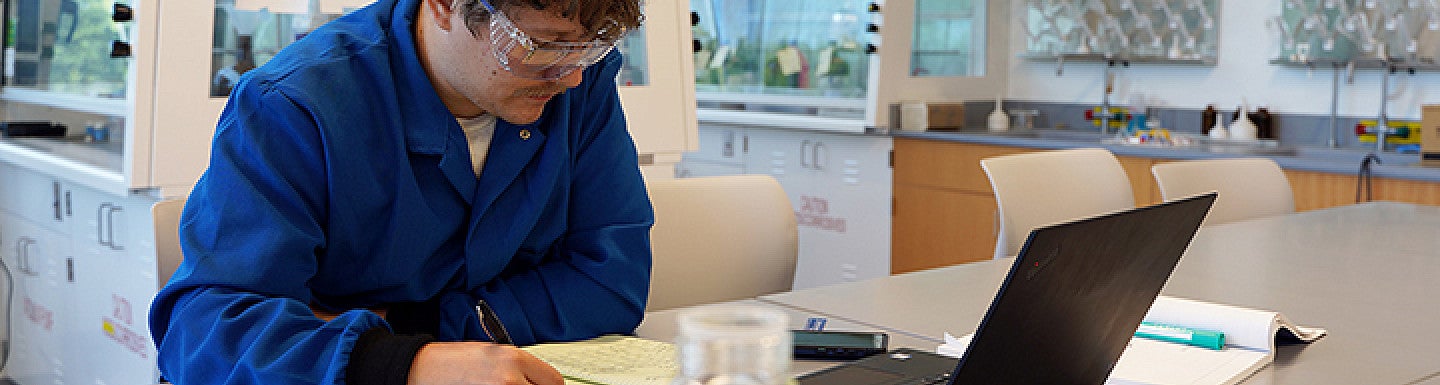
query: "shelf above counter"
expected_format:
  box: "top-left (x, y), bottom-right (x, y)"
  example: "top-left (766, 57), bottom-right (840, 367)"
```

top-left (1019, 53), bottom-right (1216, 66)
top-left (1269, 58), bottom-right (1440, 72)
top-left (1, 88), bottom-right (128, 118)
top-left (889, 129), bottom-right (1440, 183)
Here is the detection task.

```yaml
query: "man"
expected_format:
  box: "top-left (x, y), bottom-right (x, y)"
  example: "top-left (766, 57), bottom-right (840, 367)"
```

top-left (149, 0), bottom-right (651, 383)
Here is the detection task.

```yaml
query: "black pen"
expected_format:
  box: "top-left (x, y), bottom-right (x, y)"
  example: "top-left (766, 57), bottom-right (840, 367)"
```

top-left (475, 299), bottom-right (514, 345)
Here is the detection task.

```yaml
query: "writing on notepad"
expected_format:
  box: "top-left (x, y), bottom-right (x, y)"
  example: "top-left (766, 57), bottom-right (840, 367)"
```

top-left (522, 335), bottom-right (678, 385)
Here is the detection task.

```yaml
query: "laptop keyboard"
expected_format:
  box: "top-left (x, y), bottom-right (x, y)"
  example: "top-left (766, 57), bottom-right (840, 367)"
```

top-left (897, 372), bottom-right (951, 385)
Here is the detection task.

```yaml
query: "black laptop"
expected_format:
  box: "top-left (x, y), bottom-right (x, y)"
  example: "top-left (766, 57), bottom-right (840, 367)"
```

top-left (798, 192), bottom-right (1217, 385)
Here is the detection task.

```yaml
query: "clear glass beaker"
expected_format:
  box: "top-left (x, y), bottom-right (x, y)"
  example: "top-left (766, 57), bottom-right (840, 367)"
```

top-left (671, 305), bottom-right (791, 385)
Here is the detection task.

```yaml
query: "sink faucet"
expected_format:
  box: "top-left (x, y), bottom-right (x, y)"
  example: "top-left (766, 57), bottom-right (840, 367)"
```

top-left (1100, 61), bottom-right (1116, 135)
top-left (1373, 62), bottom-right (1393, 154)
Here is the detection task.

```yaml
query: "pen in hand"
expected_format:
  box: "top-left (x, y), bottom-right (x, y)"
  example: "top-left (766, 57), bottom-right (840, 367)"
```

top-left (478, 301), bottom-right (579, 385)
top-left (476, 299), bottom-right (514, 345)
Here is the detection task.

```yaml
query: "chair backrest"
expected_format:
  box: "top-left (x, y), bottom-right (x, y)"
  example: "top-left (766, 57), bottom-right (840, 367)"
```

top-left (645, 175), bottom-right (797, 311)
top-left (1151, 157), bottom-right (1295, 225)
top-left (980, 148), bottom-right (1135, 259)
top-left (153, 198), bottom-right (186, 288)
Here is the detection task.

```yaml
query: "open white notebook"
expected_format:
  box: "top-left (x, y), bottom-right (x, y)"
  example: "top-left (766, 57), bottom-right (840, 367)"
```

top-left (523, 335), bottom-right (804, 385)
top-left (938, 295), bottom-right (1326, 385)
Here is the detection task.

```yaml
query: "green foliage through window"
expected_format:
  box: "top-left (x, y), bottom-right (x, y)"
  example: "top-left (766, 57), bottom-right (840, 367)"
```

top-left (38, 0), bottom-right (129, 98)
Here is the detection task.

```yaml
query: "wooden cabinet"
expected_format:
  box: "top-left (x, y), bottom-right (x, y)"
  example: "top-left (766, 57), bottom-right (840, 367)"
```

top-left (891, 184), bottom-right (997, 273)
top-left (890, 138), bottom-right (1165, 273)
top-left (891, 137), bottom-right (1440, 275)
top-left (891, 139), bottom-right (1023, 273)
top-left (1285, 169), bottom-right (1440, 210)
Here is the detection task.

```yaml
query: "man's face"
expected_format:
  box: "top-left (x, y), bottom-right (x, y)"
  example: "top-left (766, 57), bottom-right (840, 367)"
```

top-left (435, 5), bottom-right (589, 124)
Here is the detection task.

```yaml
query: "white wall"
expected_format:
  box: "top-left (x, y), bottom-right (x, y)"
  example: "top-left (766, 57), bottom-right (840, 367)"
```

top-left (1005, 0), bottom-right (1440, 121)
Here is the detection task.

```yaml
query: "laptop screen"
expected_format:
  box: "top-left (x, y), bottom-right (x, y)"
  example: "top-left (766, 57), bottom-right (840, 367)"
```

top-left (796, 192), bottom-right (1216, 385)
top-left (950, 192), bottom-right (1216, 384)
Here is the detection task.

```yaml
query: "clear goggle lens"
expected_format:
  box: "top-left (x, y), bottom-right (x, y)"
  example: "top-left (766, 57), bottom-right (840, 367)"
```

top-left (485, 7), bottom-right (621, 80)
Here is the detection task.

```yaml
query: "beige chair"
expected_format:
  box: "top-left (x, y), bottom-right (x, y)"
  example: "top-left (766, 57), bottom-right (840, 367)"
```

top-left (645, 175), bottom-right (797, 311)
top-left (980, 148), bottom-right (1135, 259)
top-left (153, 198), bottom-right (186, 287)
top-left (1151, 158), bottom-right (1295, 226)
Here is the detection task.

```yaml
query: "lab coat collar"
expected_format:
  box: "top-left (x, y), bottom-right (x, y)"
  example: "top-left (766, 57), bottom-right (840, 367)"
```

top-left (387, 0), bottom-right (457, 156)
top-left (385, 0), bottom-right (558, 211)
top-left (472, 118), bottom-right (547, 211)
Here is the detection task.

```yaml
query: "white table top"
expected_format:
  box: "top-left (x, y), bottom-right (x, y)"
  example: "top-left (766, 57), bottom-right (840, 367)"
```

top-left (760, 202), bottom-right (1440, 384)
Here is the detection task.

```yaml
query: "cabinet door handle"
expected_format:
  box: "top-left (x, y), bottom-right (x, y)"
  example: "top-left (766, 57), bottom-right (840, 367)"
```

top-left (106, 205), bottom-right (125, 250)
top-left (812, 142), bottom-right (828, 171)
top-left (17, 237), bottom-right (37, 276)
top-left (722, 130), bottom-right (735, 158)
top-left (14, 238), bottom-right (24, 274)
top-left (97, 203), bottom-right (113, 247)
top-left (799, 140), bottom-right (811, 169)
top-left (53, 182), bottom-right (63, 221)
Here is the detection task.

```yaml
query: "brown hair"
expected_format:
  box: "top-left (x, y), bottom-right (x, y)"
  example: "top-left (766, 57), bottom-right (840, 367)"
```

top-left (453, 0), bottom-right (644, 41)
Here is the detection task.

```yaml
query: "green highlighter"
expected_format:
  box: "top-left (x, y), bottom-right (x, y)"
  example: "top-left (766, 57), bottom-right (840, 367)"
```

top-left (1134, 322), bottom-right (1226, 350)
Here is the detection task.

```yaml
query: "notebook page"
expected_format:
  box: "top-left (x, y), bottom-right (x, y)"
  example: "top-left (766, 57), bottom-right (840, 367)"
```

top-left (1144, 296), bottom-right (1327, 352)
top-left (1108, 338), bottom-right (1270, 385)
top-left (938, 296), bottom-right (1327, 385)
top-left (522, 335), bottom-right (678, 385)
top-left (1143, 296), bottom-right (1279, 351)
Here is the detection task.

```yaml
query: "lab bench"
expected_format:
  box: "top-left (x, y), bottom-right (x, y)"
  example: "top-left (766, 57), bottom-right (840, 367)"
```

top-left (890, 129), bottom-right (1440, 274)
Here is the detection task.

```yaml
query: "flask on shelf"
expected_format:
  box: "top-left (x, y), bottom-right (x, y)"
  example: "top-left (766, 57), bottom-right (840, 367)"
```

top-left (987, 96), bottom-right (1010, 132)
top-left (671, 305), bottom-right (790, 385)
top-left (1229, 103), bottom-right (1259, 141)
top-left (1201, 105), bottom-right (1218, 135)
top-left (1254, 107), bottom-right (1274, 139)
top-left (1208, 118), bottom-right (1229, 139)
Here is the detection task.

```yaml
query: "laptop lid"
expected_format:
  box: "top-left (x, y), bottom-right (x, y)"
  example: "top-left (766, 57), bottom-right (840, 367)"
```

top-left (947, 192), bottom-right (1217, 384)
top-left (794, 192), bottom-right (1216, 385)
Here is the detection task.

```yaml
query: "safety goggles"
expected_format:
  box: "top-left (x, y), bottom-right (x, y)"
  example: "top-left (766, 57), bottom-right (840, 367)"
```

top-left (471, 0), bottom-right (625, 80)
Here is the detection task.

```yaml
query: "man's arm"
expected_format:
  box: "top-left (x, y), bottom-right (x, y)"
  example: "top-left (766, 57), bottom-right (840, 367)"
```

top-left (151, 68), bottom-right (571, 385)
top-left (148, 80), bottom-right (401, 384)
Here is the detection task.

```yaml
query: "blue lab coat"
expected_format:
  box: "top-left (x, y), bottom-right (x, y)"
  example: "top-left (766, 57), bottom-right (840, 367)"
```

top-left (147, 0), bottom-right (654, 382)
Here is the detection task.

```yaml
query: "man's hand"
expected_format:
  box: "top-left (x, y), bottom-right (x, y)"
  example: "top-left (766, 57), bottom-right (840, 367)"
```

top-left (408, 342), bottom-right (565, 385)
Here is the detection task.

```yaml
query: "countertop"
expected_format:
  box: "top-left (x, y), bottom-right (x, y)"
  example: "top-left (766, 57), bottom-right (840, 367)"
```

top-left (891, 129), bottom-right (1440, 183)
top-left (0, 135), bottom-right (124, 172)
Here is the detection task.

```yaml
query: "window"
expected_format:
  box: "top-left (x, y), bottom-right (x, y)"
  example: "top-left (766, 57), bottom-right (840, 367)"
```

top-left (616, 21), bottom-right (648, 86)
top-left (5, 0), bottom-right (130, 98)
top-left (911, 0), bottom-right (986, 77)
top-left (211, 1), bottom-right (349, 97)
top-left (692, 0), bottom-right (873, 119)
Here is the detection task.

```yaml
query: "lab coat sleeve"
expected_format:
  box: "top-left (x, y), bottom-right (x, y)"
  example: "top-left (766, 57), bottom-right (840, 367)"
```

top-left (149, 80), bottom-right (388, 385)
top-left (479, 54), bottom-right (655, 344)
